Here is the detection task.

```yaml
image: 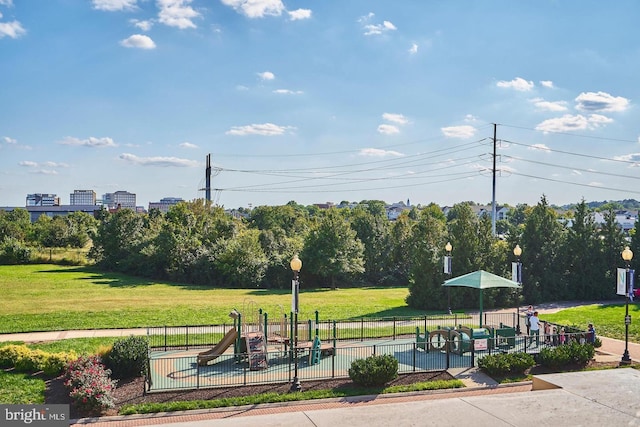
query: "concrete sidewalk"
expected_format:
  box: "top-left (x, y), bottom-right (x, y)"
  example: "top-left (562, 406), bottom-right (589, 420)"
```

top-left (70, 369), bottom-right (640, 427)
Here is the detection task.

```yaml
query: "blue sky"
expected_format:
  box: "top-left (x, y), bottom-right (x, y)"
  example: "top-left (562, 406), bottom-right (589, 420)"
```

top-left (1, 0), bottom-right (639, 210)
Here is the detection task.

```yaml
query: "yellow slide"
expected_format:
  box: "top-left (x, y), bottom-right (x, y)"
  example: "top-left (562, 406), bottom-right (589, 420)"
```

top-left (197, 328), bottom-right (238, 366)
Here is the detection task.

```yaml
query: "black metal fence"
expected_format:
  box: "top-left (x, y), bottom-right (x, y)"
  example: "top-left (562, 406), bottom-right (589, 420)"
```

top-left (145, 313), bottom-right (590, 393)
top-left (147, 312), bottom-right (519, 350)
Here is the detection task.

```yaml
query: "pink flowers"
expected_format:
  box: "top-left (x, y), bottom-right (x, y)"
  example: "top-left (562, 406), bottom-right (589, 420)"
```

top-left (63, 355), bottom-right (117, 415)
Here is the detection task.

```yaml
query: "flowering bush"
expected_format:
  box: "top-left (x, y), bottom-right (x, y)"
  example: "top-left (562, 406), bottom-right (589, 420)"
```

top-left (63, 355), bottom-right (117, 415)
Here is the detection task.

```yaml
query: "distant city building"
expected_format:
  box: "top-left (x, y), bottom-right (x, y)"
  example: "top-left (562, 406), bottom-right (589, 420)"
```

top-left (1, 205), bottom-right (104, 222)
top-left (70, 190), bottom-right (97, 206)
top-left (26, 193), bottom-right (60, 207)
top-left (148, 197), bottom-right (184, 213)
top-left (102, 190), bottom-right (136, 209)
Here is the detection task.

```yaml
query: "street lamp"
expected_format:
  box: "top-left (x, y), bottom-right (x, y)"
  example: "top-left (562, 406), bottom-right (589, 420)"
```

top-left (444, 242), bottom-right (452, 314)
top-left (290, 255), bottom-right (302, 391)
top-left (621, 246), bottom-right (633, 365)
top-left (513, 245), bottom-right (523, 335)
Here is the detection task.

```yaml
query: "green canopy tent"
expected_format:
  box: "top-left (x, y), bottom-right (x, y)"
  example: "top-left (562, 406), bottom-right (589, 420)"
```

top-left (442, 270), bottom-right (521, 327)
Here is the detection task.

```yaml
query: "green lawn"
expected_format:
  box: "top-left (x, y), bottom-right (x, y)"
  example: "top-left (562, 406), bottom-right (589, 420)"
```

top-left (0, 264), bottom-right (420, 333)
top-left (0, 371), bottom-right (45, 404)
top-left (542, 303), bottom-right (640, 343)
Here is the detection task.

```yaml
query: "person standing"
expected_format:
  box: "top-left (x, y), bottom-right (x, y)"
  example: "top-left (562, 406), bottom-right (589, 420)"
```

top-left (524, 305), bottom-right (534, 335)
top-left (529, 311), bottom-right (541, 346)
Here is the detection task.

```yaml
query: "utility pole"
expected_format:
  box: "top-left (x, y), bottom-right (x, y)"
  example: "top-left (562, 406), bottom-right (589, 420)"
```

top-left (491, 124), bottom-right (497, 236)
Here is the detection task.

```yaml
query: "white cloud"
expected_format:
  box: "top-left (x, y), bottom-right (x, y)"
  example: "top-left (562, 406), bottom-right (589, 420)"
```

top-left (226, 123), bottom-right (292, 136)
top-left (221, 0), bottom-right (285, 18)
top-left (0, 1), bottom-right (12, 6)
top-left (540, 80), bottom-right (554, 88)
top-left (131, 19), bottom-right (153, 31)
top-left (575, 91), bottom-right (630, 112)
top-left (363, 20), bottom-right (397, 36)
top-left (59, 136), bottom-right (118, 148)
top-left (157, 0), bottom-right (199, 29)
top-left (441, 125), bottom-right (476, 138)
top-left (358, 148), bottom-right (403, 157)
top-left (273, 89), bottom-right (303, 95)
top-left (382, 113), bottom-right (409, 125)
top-left (288, 9), bottom-right (311, 21)
top-left (572, 170), bottom-right (582, 175)
top-left (528, 143), bottom-right (551, 153)
top-left (258, 71), bottom-right (275, 81)
top-left (19, 161), bottom-right (37, 167)
top-left (535, 114), bottom-right (614, 133)
top-left (3, 136), bottom-right (17, 144)
top-left (0, 20), bottom-right (25, 39)
top-left (236, 85), bottom-right (249, 91)
top-left (179, 142), bottom-right (198, 149)
top-left (530, 97), bottom-right (568, 112)
top-left (496, 77), bottom-right (534, 92)
top-left (92, 0), bottom-right (137, 11)
top-left (120, 34), bottom-right (156, 49)
top-left (43, 161), bottom-right (69, 167)
top-left (35, 169), bottom-right (59, 175)
top-left (408, 43), bottom-right (418, 54)
top-left (613, 153), bottom-right (640, 163)
top-left (119, 153), bottom-right (200, 167)
top-left (377, 124), bottom-right (400, 135)
top-left (464, 114), bottom-right (478, 122)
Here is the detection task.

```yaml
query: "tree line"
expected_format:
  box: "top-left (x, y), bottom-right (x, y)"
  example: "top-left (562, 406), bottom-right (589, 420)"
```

top-left (0, 196), bottom-right (638, 311)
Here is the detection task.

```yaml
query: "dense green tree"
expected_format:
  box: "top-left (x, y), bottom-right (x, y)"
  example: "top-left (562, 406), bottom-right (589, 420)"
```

top-left (406, 208), bottom-right (447, 310)
top-left (600, 207), bottom-right (628, 293)
top-left (88, 209), bottom-right (149, 273)
top-left (387, 213), bottom-right (415, 285)
top-left (301, 209), bottom-right (364, 289)
top-left (215, 228), bottom-right (268, 287)
top-left (562, 200), bottom-right (609, 299)
top-left (349, 205), bottom-right (390, 284)
top-left (520, 196), bottom-right (566, 303)
top-left (0, 209), bottom-right (31, 242)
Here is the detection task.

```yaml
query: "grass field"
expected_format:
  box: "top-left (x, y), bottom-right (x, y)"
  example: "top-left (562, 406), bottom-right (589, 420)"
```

top-left (0, 264), bottom-right (421, 333)
top-left (1, 264), bottom-right (638, 343)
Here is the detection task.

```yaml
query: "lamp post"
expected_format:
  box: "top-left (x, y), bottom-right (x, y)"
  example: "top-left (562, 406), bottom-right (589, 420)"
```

top-left (621, 246), bottom-right (633, 365)
top-left (444, 242), bottom-right (452, 315)
top-left (513, 244), bottom-right (523, 335)
top-left (290, 255), bottom-right (302, 391)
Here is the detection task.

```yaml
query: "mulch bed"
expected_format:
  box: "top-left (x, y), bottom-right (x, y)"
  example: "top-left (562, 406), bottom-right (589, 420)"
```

top-left (45, 371), bottom-right (453, 419)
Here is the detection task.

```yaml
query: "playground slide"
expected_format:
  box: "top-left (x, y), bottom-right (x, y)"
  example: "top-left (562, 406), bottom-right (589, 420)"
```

top-left (197, 328), bottom-right (238, 366)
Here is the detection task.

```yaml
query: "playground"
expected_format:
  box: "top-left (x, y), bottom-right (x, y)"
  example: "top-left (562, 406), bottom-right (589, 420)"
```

top-left (144, 299), bottom-right (585, 393)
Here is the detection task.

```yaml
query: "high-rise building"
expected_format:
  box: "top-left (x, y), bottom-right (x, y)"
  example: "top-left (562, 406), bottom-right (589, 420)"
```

top-left (70, 190), bottom-right (97, 205)
top-left (26, 193), bottom-right (60, 207)
top-left (102, 190), bottom-right (136, 209)
top-left (148, 197), bottom-right (184, 213)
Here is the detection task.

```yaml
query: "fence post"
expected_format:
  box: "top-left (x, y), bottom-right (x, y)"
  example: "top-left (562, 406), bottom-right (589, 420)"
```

top-left (373, 344), bottom-right (376, 356)
top-left (413, 342), bottom-right (416, 372)
top-left (393, 317), bottom-right (396, 340)
top-left (361, 318), bottom-right (364, 341)
top-left (185, 325), bottom-right (189, 350)
top-left (446, 339), bottom-right (450, 370)
top-left (196, 359), bottom-right (200, 389)
top-left (471, 339), bottom-right (475, 367)
top-left (315, 310), bottom-right (319, 337)
top-left (164, 326), bottom-right (167, 351)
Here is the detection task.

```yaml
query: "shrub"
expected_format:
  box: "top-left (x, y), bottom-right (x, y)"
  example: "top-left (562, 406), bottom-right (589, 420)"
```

top-left (0, 344), bottom-right (77, 376)
top-left (105, 336), bottom-right (148, 380)
top-left (0, 344), bottom-right (32, 368)
top-left (0, 237), bottom-right (31, 264)
top-left (348, 354), bottom-right (398, 386)
top-left (478, 352), bottom-right (535, 376)
top-left (538, 342), bottom-right (595, 369)
top-left (64, 355), bottom-right (117, 415)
